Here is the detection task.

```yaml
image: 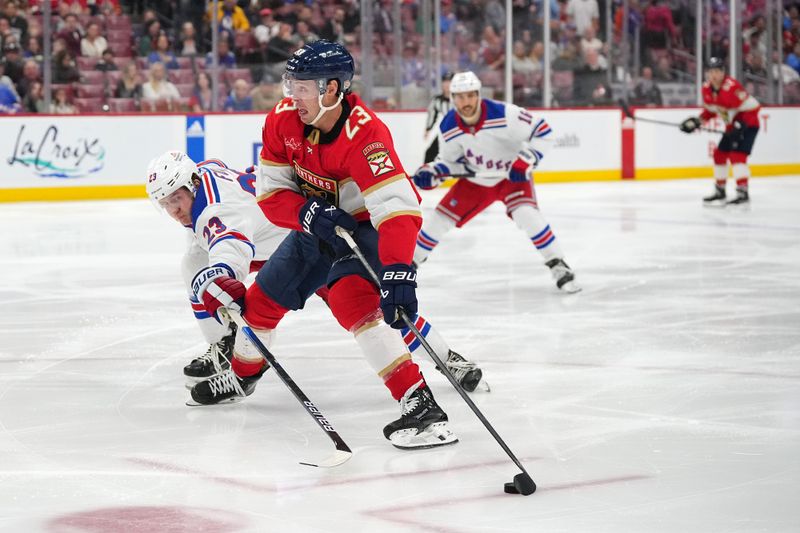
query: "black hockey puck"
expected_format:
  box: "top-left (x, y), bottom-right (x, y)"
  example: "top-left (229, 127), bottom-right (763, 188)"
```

top-left (506, 473), bottom-right (536, 496)
top-left (504, 482), bottom-right (519, 494)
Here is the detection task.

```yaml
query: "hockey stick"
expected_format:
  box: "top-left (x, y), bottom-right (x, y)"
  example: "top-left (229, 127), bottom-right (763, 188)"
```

top-left (619, 99), bottom-right (725, 134)
top-left (336, 228), bottom-right (536, 496)
top-left (447, 170), bottom-right (509, 180)
top-left (220, 308), bottom-right (353, 468)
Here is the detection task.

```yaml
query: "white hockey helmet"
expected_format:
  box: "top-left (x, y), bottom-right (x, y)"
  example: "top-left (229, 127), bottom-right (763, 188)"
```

top-left (146, 150), bottom-right (199, 202)
top-left (449, 71), bottom-right (482, 95)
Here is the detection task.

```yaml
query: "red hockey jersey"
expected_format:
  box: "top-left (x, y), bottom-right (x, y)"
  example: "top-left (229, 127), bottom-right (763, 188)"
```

top-left (257, 93), bottom-right (422, 265)
top-left (700, 75), bottom-right (760, 130)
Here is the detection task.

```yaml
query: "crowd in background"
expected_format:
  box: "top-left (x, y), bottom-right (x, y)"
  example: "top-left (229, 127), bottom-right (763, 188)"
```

top-left (0, 0), bottom-right (799, 114)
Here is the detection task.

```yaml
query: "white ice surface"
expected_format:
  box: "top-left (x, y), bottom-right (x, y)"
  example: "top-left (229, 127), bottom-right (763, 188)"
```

top-left (1, 177), bottom-right (799, 532)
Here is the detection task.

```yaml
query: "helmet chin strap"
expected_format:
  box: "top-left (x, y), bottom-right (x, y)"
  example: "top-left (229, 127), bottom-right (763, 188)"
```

top-left (308, 91), bottom-right (344, 126)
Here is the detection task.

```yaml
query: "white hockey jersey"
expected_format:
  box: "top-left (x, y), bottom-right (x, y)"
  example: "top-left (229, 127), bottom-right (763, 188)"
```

top-left (436, 99), bottom-right (552, 187)
top-left (187, 159), bottom-right (288, 285)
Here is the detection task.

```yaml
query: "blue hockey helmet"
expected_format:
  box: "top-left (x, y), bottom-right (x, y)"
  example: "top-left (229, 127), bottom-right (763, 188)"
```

top-left (283, 39), bottom-right (355, 96)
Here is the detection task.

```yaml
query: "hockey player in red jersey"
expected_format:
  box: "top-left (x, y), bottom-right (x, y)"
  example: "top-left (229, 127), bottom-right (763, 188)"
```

top-left (189, 40), bottom-right (460, 449)
top-left (680, 57), bottom-right (760, 206)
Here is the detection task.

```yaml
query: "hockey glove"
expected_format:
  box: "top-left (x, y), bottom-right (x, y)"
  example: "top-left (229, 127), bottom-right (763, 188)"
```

top-left (298, 196), bottom-right (358, 246)
top-left (679, 116), bottom-right (701, 133)
top-left (192, 266), bottom-right (246, 322)
top-left (379, 263), bottom-right (418, 329)
top-left (412, 163), bottom-right (449, 190)
top-left (508, 148), bottom-right (542, 182)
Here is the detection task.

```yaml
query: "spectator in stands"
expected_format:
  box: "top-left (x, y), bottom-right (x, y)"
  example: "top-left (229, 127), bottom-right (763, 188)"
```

top-left (223, 78), bottom-right (252, 111)
top-left (178, 21), bottom-right (199, 56)
top-left (22, 79), bottom-right (44, 113)
top-left (137, 19), bottom-right (161, 57)
top-left (0, 74), bottom-right (19, 113)
top-left (188, 70), bottom-right (212, 112)
top-left (552, 41), bottom-right (581, 71)
top-left (401, 44), bottom-right (425, 86)
top-left (254, 8), bottom-right (278, 47)
top-left (94, 48), bottom-right (117, 71)
top-left (53, 49), bottom-right (80, 83)
top-left (16, 58), bottom-right (39, 98)
top-left (206, 31), bottom-right (236, 68)
top-left (786, 42), bottom-right (800, 74)
top-left (209, 0), bottom-right (250, 36)
top-left (744, 52), bottom-right (768, 79)
top-left (582, 48), bottom-right (607, 71)
top-left (148, 33), bottom-right (179, 69)
top-left (0, 16), bottom-right (13, 52)
top-left (142, 61), bottom-right (179, 103)
top-left (484, 0), bottom-right (506, 35)
top-left (24, 35), bottom-right (43, 63)
top-left (566, 0), bottom-right (599, 35)
top-left (294, 21), bottom-right (318, 48)
top-left (57, 13), bottom-right (83, 57)
top-left (319, 7), bottom-right (345, 44)
top-left (653, 55), bottom-right (673, 81)
top-left (115, 61), bottom-right (142, 99)
top-left (0, 57), bottom-right (18, 98)
top-left (630, 66), bottom-right (662, 106)
top-left (580, 26), bottom-right (604, 62)
top-left (4, 1), bottom-right (26, 44)
top-left (80, 22), bottom-right (107, 58)
top-left (527, 40), bottom-right (545, 72)
top-left (479, 25), bottom-right (505, 71)
top-left (50, 87), bottom-right (76, 114)
top-left (643, 0), bottom-right (677, 50)
top-left (3, 40), bottom-right (22, 83)
top-left (589, 81), bottom-right (613, 106)
top-left (264, 23), bottom-right (294, 64)
top-left (250, 81), bottom-right (281, 111)
top-left (512, 41), bottom-right (538, 74)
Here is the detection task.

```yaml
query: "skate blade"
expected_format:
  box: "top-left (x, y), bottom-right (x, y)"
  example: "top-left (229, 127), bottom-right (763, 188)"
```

top-left (703, 200), bottom-right (727, 208)
top-left (185, 395), bottom-right (246, 407)
top-left (477, 379), bottom-right (491, 393)
top-left (559, 280), bottom-right (582, 294)
top-left (389, 422), bottom-right (459, 450)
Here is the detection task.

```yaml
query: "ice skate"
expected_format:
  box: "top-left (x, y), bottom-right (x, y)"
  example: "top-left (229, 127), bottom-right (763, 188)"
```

top-left (184, 324), bottom-right (237, 388)
top-left (703, 186), bottom-right (727, 207)
top-left (436, 350), bottom-right (489, 392)
top-left (546, 258), bottom-right (581, 293)
top-left (383, 380), bottom-right (458, 450)
top-left (726, 188), bottom-right (749, 206)
top-left (186, 364), bottom-right (267, 406)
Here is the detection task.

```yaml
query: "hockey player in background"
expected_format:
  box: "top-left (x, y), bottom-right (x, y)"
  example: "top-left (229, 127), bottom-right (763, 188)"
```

top-left (145, 150), bottom-right (483, 407)
top-left (422, 71), bottom-right (454, 163)
top-left (412, 71), bottom-right (580, 293)
top-left (184, 40), bottom-right (470, 449)
top-left (680, 57), bottom-right (760, 206)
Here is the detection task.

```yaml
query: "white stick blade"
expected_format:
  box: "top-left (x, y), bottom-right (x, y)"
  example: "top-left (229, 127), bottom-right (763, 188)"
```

top-left (299, 449), bottom-right (353, 468)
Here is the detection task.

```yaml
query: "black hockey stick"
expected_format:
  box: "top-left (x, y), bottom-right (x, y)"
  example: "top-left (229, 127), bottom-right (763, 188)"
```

top-left (619, 99), bottom-right (725, 134)
top-left (336, 229), bottom-right (536, 496)
top-left (221, 309), bottom-right (353, 468)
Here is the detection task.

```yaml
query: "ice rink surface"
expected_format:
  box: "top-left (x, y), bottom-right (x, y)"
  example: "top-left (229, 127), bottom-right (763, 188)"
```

top-left (1, 176), bottom-right (799, 532)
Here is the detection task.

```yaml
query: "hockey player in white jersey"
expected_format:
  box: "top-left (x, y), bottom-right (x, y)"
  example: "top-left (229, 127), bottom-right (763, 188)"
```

top-left (412, 71), bottom-right (580, 293)
top-left (146, 150), bottom-right (484, 403)
top-left (146, 151), bottom-right (289, 389)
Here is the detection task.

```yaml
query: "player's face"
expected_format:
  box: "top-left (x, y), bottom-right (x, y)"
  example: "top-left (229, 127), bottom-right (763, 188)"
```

top-left (706, 68), bottom-right (725, 87)
top-left (158, 187), bottom-right (194, 226)
top-left (453, 91), bottom-right (480, 119)
top-left (283, 78), bottom-right (321, 124)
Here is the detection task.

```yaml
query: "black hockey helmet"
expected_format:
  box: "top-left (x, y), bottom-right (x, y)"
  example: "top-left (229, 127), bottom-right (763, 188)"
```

top-left (442, 71), bottom-right (455, 81)
top-left (706, 57), bottom-right (726, 71)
